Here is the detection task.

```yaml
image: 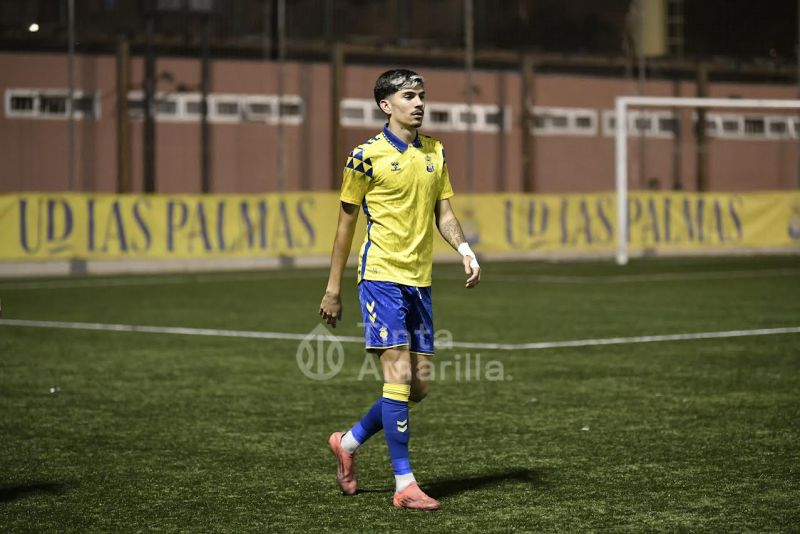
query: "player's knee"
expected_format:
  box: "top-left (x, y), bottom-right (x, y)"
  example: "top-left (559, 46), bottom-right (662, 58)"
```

top-left (383, 362), bottom-right (412, 384)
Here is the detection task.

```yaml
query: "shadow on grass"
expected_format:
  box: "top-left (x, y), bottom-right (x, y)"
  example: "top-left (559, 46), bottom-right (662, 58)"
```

top-left (0, 481), bottom-right (73, 503)
top-left (426, 468), bottom-right (547, 499)
top-left (355, 468), bottom-right (547, 498)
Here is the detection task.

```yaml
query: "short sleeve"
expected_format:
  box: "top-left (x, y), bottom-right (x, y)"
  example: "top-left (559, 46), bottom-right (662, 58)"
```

top-left (339, 151), bottom-right (370, 205)
top-left (438, 147), bottom-right (454, 200)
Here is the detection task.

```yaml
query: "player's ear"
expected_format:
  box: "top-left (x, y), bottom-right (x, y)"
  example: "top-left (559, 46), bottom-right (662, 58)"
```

top-left (379, 99), bottom-right (391, 116)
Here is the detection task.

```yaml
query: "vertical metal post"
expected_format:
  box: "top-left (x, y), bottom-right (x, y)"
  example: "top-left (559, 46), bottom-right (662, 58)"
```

top-left (636, 0), bottom-right (647, 189)
top-left (276, 0), bottom-right (286, 192)
top-left (615, 97), bottom-right (629, 266)
top-left (495, 72), bottom-right (506, 192)
top-left (116, 34), bottom-right (131, 193)
top-left (796, 0), bottom-right (800, 188)
top-left (330, 43), bottom-right (344, 190)
top-left (396, 0), bottom-right (409, 41)
top-left (262, 0), bottom-right (272, 191)
top-left (671, 78), bottom-right (682, 190)
top-left (67, 0), bottom-right (76, 191)
top-left (299, 64), bottom-right (312, 190)
top-left (143, 13), bottom-right (156, 193)
top-left (695, 64), bottom-right (708, 192)
top-left (464, 0), bottom-right (475, 193)
top-left (200, 14), bottom-right (211, 193)
top-left (520, 54), bottom-right (536, 192)
top-left (323, 0), bottom-right (334, 42)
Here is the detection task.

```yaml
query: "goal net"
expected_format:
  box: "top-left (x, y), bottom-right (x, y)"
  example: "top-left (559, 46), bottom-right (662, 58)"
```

top-left (614, 95), bottom-right (800, 265)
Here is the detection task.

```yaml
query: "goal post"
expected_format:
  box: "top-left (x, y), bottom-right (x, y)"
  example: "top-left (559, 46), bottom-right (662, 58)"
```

top-left (614, 95), bottom-right (800, 265)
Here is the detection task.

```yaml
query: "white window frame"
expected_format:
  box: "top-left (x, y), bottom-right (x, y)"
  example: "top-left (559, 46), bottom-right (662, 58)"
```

top-left (484, 106), bottom-right (510, 131)
top-left (451, 104), bottom-right (504, 133)
top-left (789, 117), bottom-right (800, 139)
top-left (340, 98), bottom-right (376, 128)
top-left (242, 95), bottom-right (277, 122)
top-left (274, 94), bottom-right (304, 126)
top-left (714, 113), bottom-right (745, 138)
top-left (5, 88), bottom-right (100, 120)
top-left (764, 115), bottom-right (792, 139)
top-left (126, 91), bottom-right (304, 125)
top-left (422, 102), bottom-right (455, 131)
top-left (127, 90), bottom-right (183, 121)
top-left (533, 106), bottom-right (598, 136)
top-left (209, 93), bottom-right (243, 123)
top-left (5, 89), bottom-right (39, 118)
top-left (572, 109), bottom-right (599, 136)
top-left (339, 97), bottom-right (510, 133)
top-left (603, 109), bottom-right (677, 138)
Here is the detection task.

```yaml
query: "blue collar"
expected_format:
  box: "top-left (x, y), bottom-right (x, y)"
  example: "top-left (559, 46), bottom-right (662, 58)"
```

top-left (382, 124), bottom-right (422, 153)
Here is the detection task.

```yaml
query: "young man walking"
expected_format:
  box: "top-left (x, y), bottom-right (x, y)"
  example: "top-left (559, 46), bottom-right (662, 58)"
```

top-left (319, 69), bottom-right (481, 511)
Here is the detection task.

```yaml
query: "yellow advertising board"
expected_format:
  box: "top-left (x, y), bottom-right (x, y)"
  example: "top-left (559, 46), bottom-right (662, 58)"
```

top-left (1, 191), bottom-right (799, 261)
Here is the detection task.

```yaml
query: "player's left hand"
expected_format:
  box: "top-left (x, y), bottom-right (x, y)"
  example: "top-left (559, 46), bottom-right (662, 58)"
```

top-left (463, 255), bottom-right (481, 289)
top-left (319, 291), bottom-right (343, 327)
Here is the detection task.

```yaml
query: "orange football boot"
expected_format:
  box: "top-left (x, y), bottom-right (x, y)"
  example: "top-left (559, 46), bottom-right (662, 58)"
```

top-left (327, 431), bottom-right (357, 496)
top-left (392, 482), bottom-right (440, 511)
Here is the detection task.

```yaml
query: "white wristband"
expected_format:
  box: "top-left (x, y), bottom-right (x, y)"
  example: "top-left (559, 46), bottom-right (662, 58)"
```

top-left (457, 242), bottom-right (480, 269)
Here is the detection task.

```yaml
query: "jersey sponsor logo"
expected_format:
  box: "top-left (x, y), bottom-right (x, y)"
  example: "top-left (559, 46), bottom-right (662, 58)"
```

top-left (425, 155), bottom-right (434, 173)
top-left (391, 161), bottom-right (401, 172)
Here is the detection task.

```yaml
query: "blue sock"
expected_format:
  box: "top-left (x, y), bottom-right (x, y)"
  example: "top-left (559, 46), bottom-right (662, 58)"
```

top-left (382, 383), bottom-right (412, 475)
top-left (344, 395), bottom-right (423, 452)
top-left (349, 398), bottom-right (383, 445)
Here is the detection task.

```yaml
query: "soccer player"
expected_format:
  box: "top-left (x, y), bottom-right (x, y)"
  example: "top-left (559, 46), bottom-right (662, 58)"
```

top-left (319, 69), bottom-right (481, 511)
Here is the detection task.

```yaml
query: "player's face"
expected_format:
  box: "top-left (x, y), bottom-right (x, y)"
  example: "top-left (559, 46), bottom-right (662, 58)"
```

top-left (383, 85), bottom-right (425, 129)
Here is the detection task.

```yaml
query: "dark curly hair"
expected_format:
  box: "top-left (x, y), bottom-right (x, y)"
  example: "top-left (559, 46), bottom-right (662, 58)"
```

top-left (373, 69), bottom-right (425, 105)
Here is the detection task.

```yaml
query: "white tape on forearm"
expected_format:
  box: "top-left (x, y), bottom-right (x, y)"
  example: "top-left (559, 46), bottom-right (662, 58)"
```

top-left (457, 242), bottom-right (480, 269)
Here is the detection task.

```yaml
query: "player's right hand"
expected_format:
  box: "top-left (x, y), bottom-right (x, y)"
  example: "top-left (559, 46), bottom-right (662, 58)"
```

top-left (319, 291), bottom-right (343, 328)
top-left (463, 255), bottom-right (481, 289)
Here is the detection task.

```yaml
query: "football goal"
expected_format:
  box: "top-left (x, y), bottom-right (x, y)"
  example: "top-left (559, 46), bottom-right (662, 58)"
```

top-left (614, 95), bottom-right (800, 265)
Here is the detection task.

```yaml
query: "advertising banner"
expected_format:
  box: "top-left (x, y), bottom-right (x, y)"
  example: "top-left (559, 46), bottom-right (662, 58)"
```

top-left (1, 192), bottom-right (799, 261)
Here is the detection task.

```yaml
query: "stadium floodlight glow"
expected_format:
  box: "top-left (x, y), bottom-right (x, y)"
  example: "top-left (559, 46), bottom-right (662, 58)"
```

top-left (614, 95), bottom-right (800, 266)
top-left (28, 22), bottom-right (39, 32)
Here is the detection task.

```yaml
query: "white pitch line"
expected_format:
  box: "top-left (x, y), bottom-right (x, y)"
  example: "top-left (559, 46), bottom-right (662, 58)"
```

top-left (450, 327), bottom-right (800, 350)
top-left (1, 318), bottom-right (798, 351)
top-left (0, 318), bottom-right (364, 343)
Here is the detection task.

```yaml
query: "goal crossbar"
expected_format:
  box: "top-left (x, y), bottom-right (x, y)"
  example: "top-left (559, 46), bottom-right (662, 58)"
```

top-left (614, 96), bottom-right (800, 265)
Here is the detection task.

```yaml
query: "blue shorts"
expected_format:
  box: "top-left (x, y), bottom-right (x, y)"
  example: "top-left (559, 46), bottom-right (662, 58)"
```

top-left (358, 280), bottom-right (435, 355)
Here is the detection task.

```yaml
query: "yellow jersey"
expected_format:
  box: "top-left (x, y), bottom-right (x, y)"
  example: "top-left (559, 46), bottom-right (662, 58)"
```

top-left (340, 125), bottom-right (454, 287)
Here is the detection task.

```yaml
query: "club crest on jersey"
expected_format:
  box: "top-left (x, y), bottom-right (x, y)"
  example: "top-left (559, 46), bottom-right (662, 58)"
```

top-left (391, 161), bottom-right (401, 172)
top-left (425, 155), bottom-right (434, 173)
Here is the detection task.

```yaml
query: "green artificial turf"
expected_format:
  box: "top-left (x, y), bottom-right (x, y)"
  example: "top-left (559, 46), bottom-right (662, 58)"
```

top-left (1, 256), bottom-right (798, 531)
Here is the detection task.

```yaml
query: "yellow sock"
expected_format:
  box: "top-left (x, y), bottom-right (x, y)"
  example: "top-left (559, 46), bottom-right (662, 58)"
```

top-left (382, 383), bottom-right (411, 402)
